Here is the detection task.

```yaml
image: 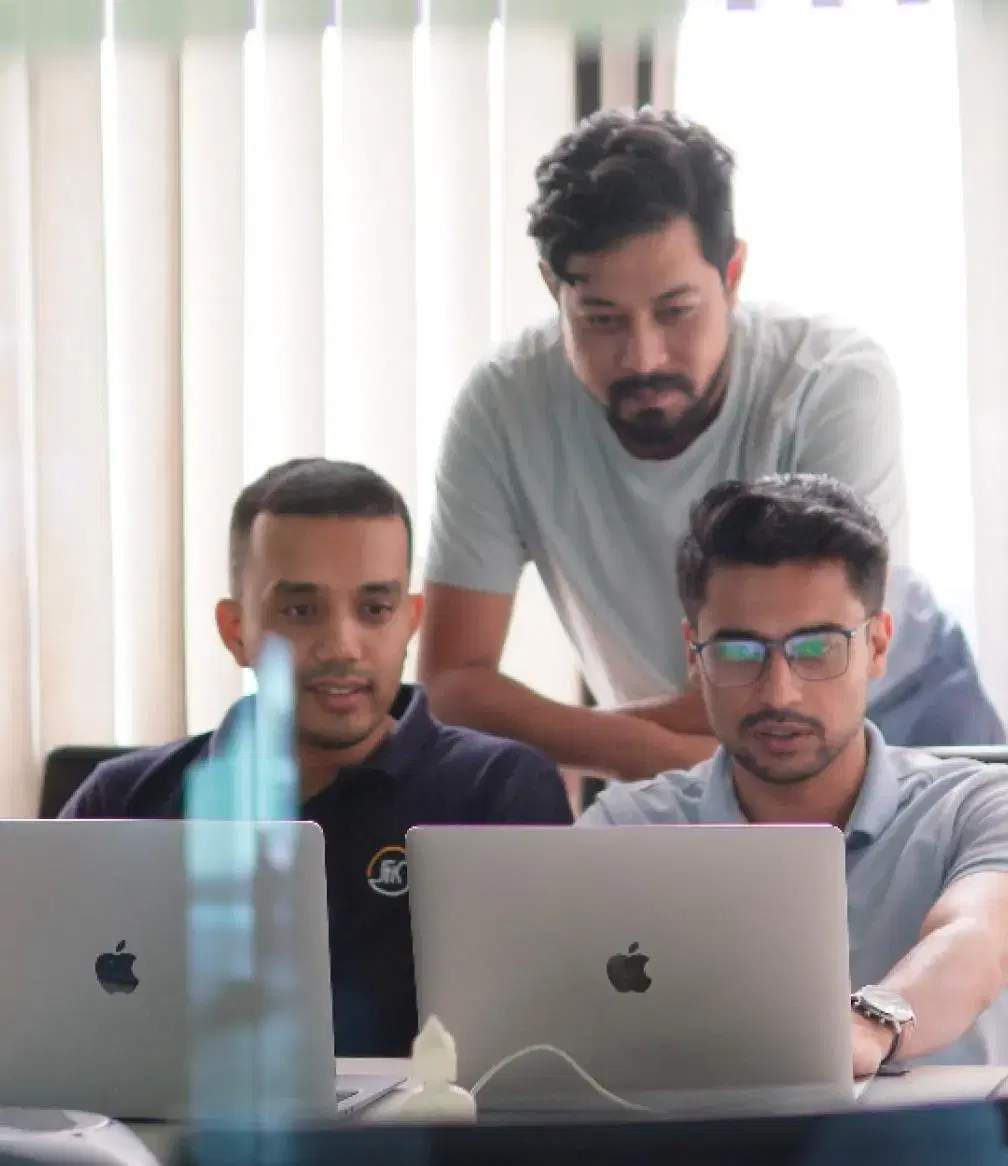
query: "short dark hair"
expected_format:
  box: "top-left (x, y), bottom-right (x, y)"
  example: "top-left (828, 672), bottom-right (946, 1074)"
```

top-left (676, 474), bottom-right (889, 625)
top-left (228, 458), bottom-right (412, 596)
top-left (527, 107), bottom-right (736, 283)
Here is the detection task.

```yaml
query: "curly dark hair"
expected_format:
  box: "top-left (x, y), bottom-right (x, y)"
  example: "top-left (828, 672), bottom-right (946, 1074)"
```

top-left (676, 475), bottom-right (889, 625)
top-left (527, 107), bottom-right (737, 283)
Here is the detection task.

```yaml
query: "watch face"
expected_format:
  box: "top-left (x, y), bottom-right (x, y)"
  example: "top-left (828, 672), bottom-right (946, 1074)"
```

top-left (860, 986), bottom-right (915, 1025)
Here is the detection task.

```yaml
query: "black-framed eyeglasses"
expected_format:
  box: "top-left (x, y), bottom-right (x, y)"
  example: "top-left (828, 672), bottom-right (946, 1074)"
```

top-left (690, 617), bottom-right (876, 689)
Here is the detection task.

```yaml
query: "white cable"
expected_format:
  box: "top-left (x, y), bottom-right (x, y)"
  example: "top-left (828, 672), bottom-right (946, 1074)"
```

top-left (470, 1044), bottom-right (652, 1113)
top-left (471, 1043), bottom-right (869, 1112)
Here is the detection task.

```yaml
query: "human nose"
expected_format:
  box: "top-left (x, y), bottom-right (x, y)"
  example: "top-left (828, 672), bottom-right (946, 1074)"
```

top-left (758, 646), bottom-right (804, 707)
top-left (620, 317), bottom-right (667, 376)
top-left (313, 609), bottom-right (364, 664)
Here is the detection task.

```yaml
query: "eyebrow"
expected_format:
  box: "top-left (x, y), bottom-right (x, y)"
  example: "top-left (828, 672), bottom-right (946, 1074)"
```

top-left (576, 284), bottom-right (699, 307)
top-left (269, 579), bottom-right (403, 599)
top-left (710, 623), bottom-right (850, 640)
top-left (270, 580), bottom-right (320, 597)
top-left (360, 581), bottom-right (402, 598)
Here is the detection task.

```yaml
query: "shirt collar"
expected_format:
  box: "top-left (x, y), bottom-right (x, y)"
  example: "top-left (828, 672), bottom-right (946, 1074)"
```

top-left (696, 720), bottom-right (901, 846)
top-left (209, 682), bottom-right (439, 781)
top-left (843, 721), bottom-right (902, 846)
top-left (696, 750), bottom-right (747, 825)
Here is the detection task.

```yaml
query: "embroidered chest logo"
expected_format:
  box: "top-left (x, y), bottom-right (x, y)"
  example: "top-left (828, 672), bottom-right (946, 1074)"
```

top-left (366, 845), bottom-right (408, 898)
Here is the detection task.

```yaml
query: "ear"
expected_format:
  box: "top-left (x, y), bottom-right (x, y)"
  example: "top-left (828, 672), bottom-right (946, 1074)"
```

top-left (725, 240), bottom-right (747, 306)
top-left (867, 609), bottom-right (893, 682)
top-left (215, 598), bottom-right (251, 669)
top-left (539, 261), bottom-right (560, 304)
top-left (682, 617), bottom-right (703, 689)
top-left (406, 592), bottom-right (425, 638)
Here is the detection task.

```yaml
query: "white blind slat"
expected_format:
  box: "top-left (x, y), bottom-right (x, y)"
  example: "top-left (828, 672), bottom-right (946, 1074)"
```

top-left (599, 40), bottom-right (637, 109)
top-left (108, 42), bottom-right (185, 744)
top-left (415, 19), bottom-right (493, 552)
top-left (245, 29), bottom-right (326, 478)
top-left (31, 50), bottom-right (116, 753)
top-left (0, 54), bottom-right (38, 814)
top-left (324, 23), bottom-right (418, 515)
top-left (180, 37), bottom-right (246, 733)
top-left (498, 22), bottom-right (580, 704)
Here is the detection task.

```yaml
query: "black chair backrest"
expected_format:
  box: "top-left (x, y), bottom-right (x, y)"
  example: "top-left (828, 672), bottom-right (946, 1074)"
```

top-left (39, 745), bottom-right (137, 818)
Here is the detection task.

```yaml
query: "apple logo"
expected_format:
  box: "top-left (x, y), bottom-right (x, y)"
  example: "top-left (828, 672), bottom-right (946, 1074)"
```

top-left (95, 941), bottom-right (139, 995)
top-left (606, 942), bottom-right (651, 994)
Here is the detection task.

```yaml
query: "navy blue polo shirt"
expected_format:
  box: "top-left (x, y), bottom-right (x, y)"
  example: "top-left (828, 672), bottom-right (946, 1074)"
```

top-left (60, 684), bottom-right (573, 1056)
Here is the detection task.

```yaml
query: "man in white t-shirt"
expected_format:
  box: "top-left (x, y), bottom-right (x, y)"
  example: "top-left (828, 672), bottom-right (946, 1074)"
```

top-left (419, 107), bottom-right (1003, 781)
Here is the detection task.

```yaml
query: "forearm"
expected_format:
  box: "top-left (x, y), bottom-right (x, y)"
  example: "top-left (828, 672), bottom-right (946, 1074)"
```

top-left (618, 688), bottom-right (711, 736)
top-left (424, 664), bottom-right (716, 779)
top-left (878, 919), bottom-right (1006, 1060)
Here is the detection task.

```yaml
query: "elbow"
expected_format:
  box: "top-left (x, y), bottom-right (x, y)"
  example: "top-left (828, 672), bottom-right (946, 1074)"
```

top-left (992, 931), bottom-right (1008, 1005)
top-left (420, 660), bottom-right (493, 721)
top-left (960, 920), bottom-right (1008, 1015)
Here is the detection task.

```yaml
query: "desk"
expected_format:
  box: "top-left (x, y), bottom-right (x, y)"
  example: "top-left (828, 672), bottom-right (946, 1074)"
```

top-left (352, 1060), bottom-right (1008, 1118)
top-left (128, 1060), bottom-right (1008, 1164)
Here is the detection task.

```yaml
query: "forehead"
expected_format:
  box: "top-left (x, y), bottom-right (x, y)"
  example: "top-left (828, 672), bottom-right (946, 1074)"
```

top-left (697, 561), bottom-right (867, 638)
top-left (565, 219), bottom-right (715, 304)
top-left (245, 513), bottom-right (409, 589)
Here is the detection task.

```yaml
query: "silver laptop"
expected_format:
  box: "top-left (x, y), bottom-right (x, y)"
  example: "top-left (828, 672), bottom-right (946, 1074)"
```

top-left (408, 824), bottom-right (853, 1118)
top-left (0, 820), bottom-right (402, 1121)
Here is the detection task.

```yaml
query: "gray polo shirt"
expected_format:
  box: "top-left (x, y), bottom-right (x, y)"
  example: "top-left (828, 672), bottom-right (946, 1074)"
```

top-left (425, 306), bottom-right (1004, 747)
top-left (577, 722), bottom-right (1008, 1066)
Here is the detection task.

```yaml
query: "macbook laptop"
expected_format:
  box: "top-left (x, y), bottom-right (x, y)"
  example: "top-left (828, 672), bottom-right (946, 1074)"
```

top-left (407, 824), bottom-right (853, 1118)
top-left (0, 820), bottom-right (402, 1121)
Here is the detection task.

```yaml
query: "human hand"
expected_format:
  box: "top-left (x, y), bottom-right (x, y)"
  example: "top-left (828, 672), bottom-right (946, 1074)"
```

top-left (852, 1011), bottom-right (894, 1080)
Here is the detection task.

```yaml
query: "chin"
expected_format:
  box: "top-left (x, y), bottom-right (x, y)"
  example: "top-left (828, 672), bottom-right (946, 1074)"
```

top-left (300, 720), bottom-right (377, 752)
top-left (739, 749), bottom-right (830, 787)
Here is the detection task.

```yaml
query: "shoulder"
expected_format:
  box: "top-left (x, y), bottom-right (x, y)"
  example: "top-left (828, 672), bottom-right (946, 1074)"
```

top-left (888, 747), bottom-right (1008, 820)
top-left (431, 719), bottom-right (558, 782)
top-left (737, 304), bottom-right (895, 407)
top-left (59, 735), bottom-right (211, 819)
top-left (425, 720), bottom-right (572, 824)
top-left (741, 303), bottom-right (891, 370)
top-left (578, 765), bottom-right (712, 827)
top-left (448, 318), bottom-right (567, 425)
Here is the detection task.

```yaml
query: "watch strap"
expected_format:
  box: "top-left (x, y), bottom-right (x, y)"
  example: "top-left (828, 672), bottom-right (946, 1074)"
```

top-left (879, 1023), bottom-right (902, 1067)
top-left (851, 991), bottom-right (906, 1067)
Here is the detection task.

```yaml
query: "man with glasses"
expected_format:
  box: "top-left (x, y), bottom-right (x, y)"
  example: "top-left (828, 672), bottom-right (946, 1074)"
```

top-left (578, 474), bottom-right (1008, 1075)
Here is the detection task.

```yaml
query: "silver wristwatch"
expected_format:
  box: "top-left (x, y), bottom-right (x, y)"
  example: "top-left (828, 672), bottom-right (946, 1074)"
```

top-left (850, 985), bottom-right (916, 1066)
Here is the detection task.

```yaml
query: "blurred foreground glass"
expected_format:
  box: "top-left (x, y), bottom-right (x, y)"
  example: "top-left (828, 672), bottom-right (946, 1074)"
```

top-left (182, 635), bottom-right (303, 1122)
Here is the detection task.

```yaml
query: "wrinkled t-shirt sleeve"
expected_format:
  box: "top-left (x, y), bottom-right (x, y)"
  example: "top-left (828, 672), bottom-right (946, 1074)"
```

top-left (943, 769), bottom-right (1008, 889)
top-left (424, 365), bottom-right (528, 595)
top-left (793, 335), bottom-right (910, 565)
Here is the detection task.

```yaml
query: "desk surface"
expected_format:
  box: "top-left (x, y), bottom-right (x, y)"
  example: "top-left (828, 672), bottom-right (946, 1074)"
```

top-left (351, 1059), bottom-right (1008, 1118)
top-left (129, 1060), bottom-right (1008, 1164)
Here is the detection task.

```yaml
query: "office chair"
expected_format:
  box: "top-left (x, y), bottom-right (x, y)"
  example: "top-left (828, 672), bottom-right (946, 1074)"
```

top-left (38, 745), bottom-right (137, 818)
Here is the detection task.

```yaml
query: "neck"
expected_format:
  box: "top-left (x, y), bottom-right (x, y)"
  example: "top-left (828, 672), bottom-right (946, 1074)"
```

top-left (730, 728), bottom-right (869, 828)
top-left (297, 714), bottom-right (396, 802)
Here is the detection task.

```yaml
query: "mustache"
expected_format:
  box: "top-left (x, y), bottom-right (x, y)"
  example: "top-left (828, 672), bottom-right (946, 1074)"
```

top-left (740, 710), bottom-right (825, 735)
top-left (301, 665), bottom-right (374, 686)
top-left (608, 373), bottom-right (698, 403)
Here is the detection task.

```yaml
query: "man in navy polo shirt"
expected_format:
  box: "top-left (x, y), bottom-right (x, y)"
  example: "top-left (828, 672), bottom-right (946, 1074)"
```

top-left (61, 458), bottom-right (573, 1056)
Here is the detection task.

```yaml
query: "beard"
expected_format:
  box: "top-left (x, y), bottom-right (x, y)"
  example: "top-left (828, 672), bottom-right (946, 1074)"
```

top-left (727, 709), bottom-right (857, 787)
top-left (605, 347), bottom-right (731, 460)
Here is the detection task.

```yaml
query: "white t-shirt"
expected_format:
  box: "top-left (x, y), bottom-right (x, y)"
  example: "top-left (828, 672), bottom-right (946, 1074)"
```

top-left (426, 304), bottom-right (906, 706)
